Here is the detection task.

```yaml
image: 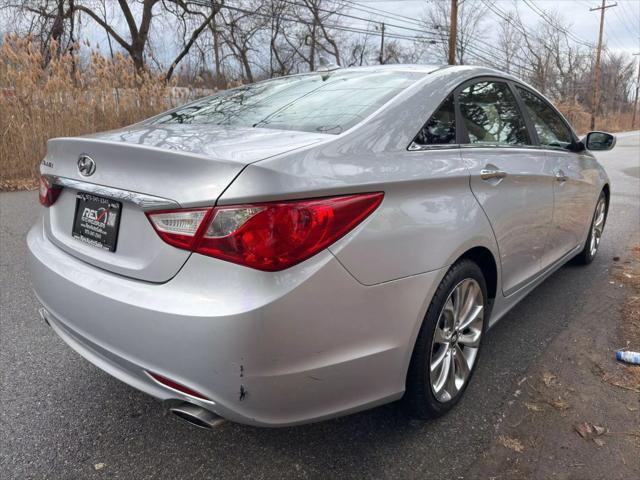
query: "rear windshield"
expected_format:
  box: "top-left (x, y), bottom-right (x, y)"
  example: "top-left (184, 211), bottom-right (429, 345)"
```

top-left (150, 70), bottom-right (422, 135)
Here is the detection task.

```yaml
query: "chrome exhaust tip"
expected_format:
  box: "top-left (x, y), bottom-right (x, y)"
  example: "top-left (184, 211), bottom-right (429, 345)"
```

top-left (38, 307), bottom-right (50, 327)
top-left (164, 400), bottom-right (225, 430)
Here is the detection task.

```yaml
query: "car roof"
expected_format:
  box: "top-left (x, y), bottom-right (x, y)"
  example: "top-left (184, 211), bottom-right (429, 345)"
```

top-left (330, 64), bottom-right (446, 74)
top-left (308, 64), bottom-right (525, 85)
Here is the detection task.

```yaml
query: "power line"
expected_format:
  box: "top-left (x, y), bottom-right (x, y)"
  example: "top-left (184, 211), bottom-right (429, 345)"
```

top-left (482, 0), bottom-right (592, 54)
top-left (611, 3), bottom-right (640, 41)
top-left (618, 0), bottom-right (640, 32)
top-left (274, 0), bottom-right (439, 38)
top-left (463, 35), bottom-right (537, 75)
top-left (340, 0), bottom-right (537, 73)
top-left (522, 0), bottom-right (594, 48)
top-left (191, 0), bottom-right (537, 75)
top-left (342, 0), bottom-right (426, 29)
top-left (476, 1), bottom-right (564, 68)
top-left (198, 0), bottom-right (444, 44)
top-left (607, 9), bottom-right (632, 49)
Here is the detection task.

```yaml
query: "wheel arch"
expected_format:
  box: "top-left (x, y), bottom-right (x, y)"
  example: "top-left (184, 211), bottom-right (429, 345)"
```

top-left (402, 244), bottom-right (499, 383)
top-left (457, 246), bottom-right (498, 303)
top-left (602, 183), bottom-right (610, 207)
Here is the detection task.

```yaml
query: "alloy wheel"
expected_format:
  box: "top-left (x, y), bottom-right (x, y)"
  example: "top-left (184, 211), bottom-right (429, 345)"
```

top-left (589, 197), bottom-right (606, 257)
top-left (429, 278), bottom-right (484, 403)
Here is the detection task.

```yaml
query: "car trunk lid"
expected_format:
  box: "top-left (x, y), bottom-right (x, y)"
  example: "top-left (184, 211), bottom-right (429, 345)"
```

top-left (41, 124), bottom-right (328, 282)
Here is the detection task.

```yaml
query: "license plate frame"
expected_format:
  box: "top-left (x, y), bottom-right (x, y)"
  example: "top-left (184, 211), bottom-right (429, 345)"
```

top-left (72, 192), bottom-right (122, 252)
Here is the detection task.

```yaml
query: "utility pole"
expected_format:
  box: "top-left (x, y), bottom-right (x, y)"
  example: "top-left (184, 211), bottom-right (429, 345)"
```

top-left (448, 0), bottom-right (458, 65)
top-left (589, 1), bottom-right (617, 130)
top-left (379, 22), bottom-right (385, 64)
top-left (632, 53), bottom-right (640, 129)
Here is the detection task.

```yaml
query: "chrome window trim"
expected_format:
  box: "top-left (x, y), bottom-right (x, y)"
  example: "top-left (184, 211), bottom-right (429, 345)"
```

top-left (537, 146), bottom-right (574, 154)
top-left (44, 175), bottom-right (180, 210)
top-left (408, 143), bottom-right (546, 152)
top-left (458, 143), bottom-right (539, 150)
top-left (407, 142), bottom-right (460, 151)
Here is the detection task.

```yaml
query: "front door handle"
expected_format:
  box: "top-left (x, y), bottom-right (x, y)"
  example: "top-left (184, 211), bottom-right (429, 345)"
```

top-left (480, 166), bottom-right (507, 181)
top-left (555, 169), bottom-right (568, 182)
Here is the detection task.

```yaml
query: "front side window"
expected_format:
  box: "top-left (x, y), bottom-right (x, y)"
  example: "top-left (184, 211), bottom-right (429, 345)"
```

top-left (458, 81), bottom-right (529, 145)
top-left (516, 87), bottom-right (573, 150)
top-left (413, 95), bottom-right (457, 145)
top-left (150, 70), bottom-right (422, 135)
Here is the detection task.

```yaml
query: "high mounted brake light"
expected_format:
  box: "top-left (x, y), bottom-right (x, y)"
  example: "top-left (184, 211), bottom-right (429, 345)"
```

top-left (146, 193), bottom-right (384, 271)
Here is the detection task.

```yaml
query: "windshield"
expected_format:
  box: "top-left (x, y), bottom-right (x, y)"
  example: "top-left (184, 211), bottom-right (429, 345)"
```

top-left (150, 70), bottom-right (423, 135)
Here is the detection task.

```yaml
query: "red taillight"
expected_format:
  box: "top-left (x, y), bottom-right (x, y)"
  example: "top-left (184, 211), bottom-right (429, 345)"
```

top-left (146, 371), bottom-right (211, 401)
top-left (146, 193), bottom-right (383, 271)
top-left (38, 175), bottom-right (62, 207)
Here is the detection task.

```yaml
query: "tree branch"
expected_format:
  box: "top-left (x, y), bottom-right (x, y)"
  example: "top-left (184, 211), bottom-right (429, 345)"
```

top-left (74, 5), bottom-right (131, 52)
top-left (117, 0), bottom-right (139, 37)
top-left (165, 8), bottom-right (217, 82)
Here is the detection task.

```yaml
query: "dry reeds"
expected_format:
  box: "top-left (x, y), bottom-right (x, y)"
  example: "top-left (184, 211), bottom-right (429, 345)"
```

top-left (0, 35), bottom-right (184, 190)
top-left (1, 34), bottom-right (637, 190)
top-left (556, 101), bottom-right (636, 135)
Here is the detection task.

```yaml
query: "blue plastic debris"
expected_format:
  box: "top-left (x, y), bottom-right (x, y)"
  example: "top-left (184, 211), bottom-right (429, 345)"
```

top-left (616, 351), bottom-right (640, 365)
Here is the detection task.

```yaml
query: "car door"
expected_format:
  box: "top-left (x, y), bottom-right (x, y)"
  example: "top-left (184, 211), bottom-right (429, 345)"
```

top-left (515, 86), bottom-right (597, 268)
top-left (458, 79), bottom-right (555, 295)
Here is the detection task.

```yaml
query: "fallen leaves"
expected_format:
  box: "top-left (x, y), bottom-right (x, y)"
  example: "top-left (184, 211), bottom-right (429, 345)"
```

top-left (574, 421), bottom-right (607, 444)
top-left (542, 371), bottom-right (557, 387)
top-left (592, 361), bottom-right (640, 394)
top-left (524, 376), bottom-right (570, 412)
top-left (524, 402), bottom-right (543, 412)
top-left (498, 435), bottom-right (525, 453)
top-left (612, 245), bottom-right (640, 391)
top-left (546, 397), bottom-right (570, 411)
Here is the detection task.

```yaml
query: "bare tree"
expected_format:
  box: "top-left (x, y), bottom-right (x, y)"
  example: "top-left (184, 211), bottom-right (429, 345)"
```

top-left (265, 0), bottom-right (298, 76)
top-left (219, 1), bottom-right (266, 83)
top-left (162, 0), bottom-right (224, 82)
top-left (2, 0), bottom-right (638, 126)
top-left (3, 0), bottom-right (76, 63)
top-left (290, 0), bottom-right (344, 71)
top-left (344, 30), bottom-right (374, 67)
top-left (496, 11), bottom-right (522, 74)
top-left (72, 0), bottom-right (159, 72)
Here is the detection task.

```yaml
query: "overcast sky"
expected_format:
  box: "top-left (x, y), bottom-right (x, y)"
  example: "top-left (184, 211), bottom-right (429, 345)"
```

top-left (3, 0), bottom-right (638, 63)
top-left (351, 0), bottom-right (640, 55)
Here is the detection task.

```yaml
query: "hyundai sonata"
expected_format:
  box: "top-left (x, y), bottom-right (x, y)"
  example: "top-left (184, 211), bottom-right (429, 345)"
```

top-left (28, 65), bottom-right (614, 428)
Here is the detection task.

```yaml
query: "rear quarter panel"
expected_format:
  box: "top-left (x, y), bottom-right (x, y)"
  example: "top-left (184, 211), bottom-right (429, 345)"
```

top-left (218, 67), bottom-right (501, 286)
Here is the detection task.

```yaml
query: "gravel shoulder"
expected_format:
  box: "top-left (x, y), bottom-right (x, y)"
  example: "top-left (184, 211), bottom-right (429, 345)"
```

top-left (467, 242), bottom-right (640, 480)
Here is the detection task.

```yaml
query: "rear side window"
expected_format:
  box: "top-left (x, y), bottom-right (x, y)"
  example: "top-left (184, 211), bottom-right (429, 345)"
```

top-left (516, 87), bottom-right (573, 150)
top-left (459, 81), bottom-right (529, 145)
top-left (413, 95), bottom-right (456, 145)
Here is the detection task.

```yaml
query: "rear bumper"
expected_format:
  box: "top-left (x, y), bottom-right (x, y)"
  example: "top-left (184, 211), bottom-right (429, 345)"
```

top-left (28, 218), bottom-right (443, 426)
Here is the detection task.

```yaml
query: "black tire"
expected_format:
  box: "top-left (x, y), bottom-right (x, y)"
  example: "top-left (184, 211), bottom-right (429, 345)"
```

top-left (404, 259), bottom-right (488, 419)
top-left (575, 191), bottom-right (607, 265)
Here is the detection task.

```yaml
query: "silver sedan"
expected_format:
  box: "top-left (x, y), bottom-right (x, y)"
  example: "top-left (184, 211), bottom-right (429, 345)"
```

top-left (28, 65), bottom-right (614, 428)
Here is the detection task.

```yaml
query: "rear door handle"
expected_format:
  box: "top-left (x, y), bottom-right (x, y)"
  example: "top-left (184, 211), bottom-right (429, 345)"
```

top-left (480, 167), bottom-right (507, 181)
top-left (555, 169), bottom-right (568, 182)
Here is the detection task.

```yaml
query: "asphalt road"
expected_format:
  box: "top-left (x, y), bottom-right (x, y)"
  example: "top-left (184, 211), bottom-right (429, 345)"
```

top-left (1, 132), bottom-right (639, 479)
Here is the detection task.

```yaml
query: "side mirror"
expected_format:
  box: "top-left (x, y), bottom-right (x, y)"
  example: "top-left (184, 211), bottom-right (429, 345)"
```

top-left (583, 131), bottom-right (616, 151)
